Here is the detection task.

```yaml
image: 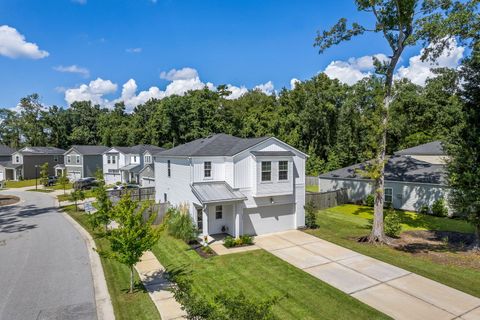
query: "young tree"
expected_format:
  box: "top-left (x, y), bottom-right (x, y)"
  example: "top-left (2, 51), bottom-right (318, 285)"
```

top-left (103, 194), bottom-right (160, 293)
top-left (57, 171), bottom-right (69, 195)
top-left (313, 0), bottom-right (476, 243)
top-left (69, 189), bottom-right (85, 212)
top-left (446, 42), bottom-right (480, 251)
top-left (90, 169), bottom-right (112, 232)
top-left (39, 162), bottom-right (49, 186)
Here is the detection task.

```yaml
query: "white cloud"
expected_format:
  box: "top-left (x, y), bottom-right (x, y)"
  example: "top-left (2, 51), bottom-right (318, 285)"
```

top-left (65, 78), bottom-right (117, 106)
top-left (323, 54), bottom-right (388, 85)
top-left (254, 81), bottom-right (275, 95)
top-left (290, 78), bottom-right (300, 89)
top-left (63, 67), bottom-right (276, 110)
top-left (396, 39), bottom-right (464, 85)
top-left (0, 25), bottom-right (49, 59)
top-left (126, 47), bottom-right (142, 53)
top-left (160, 67), bottom-right (199, 81)
top-left (53, 65), bottom-right (90, 78)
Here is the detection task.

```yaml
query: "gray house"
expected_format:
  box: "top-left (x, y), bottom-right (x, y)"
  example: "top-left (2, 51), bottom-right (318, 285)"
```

top-left (319, 141), bottom-right (449, 212)
top-left (2, 146), bottom-right (66, 180)
top-left (56, 145), bottom-right (109, 181)
top-left (0, 145), bottom-right (16, 181)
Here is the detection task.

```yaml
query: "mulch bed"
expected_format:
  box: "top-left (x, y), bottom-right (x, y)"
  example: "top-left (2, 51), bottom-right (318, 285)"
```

top-left (0, 195), bottom-right (20, 206)
top-left (189, 241), bottom-right (217, 259)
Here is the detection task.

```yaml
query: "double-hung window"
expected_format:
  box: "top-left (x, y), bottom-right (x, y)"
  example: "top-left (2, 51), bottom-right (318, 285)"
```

top-left (112, 156), bottom-right (116, 164)
top-left (204, 161), bottom-right (212, 178)
top-left (76, 155), bottom-right (80, 164)
top-left (145, 155), bottom-right (151, 163)
top-left (167, 160), bottom-right (171, 177)
top-left (54, 155), bottom-right (58, 162)
top-left (67, 155), bottom-right (71, 164)
top-left (279, 161), bottom-right (288, 180)
top-left (261, 161), bottom-right (271, 182)
top-left (215, 205), bottom-right (223, 219)
top-left (384, 188), bottom-right (393, 204)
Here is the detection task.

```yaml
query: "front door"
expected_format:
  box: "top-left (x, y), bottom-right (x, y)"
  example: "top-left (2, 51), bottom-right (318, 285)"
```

top-left (197, 208), bottom-right (203, 232)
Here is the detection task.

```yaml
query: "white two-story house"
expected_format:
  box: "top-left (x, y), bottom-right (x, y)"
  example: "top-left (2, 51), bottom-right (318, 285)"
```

top-left (103, 145), bottom-right (164, 185)
top-left (154, 134), bottom-right (307, 238)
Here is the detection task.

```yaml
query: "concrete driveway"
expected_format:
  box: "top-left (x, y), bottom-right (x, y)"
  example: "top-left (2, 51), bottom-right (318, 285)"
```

top-left (0, 190), bottom-right (96, 320)
top-left (255, 230), bottom-right (480, 320)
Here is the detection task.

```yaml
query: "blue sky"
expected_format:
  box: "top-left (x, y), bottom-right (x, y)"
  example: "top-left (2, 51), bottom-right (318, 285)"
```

top-left (0, 0), bottom-right (464, 110)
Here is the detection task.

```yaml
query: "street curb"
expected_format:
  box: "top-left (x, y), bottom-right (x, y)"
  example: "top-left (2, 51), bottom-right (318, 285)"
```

top-left (60, 209), bottom-right (116, 320)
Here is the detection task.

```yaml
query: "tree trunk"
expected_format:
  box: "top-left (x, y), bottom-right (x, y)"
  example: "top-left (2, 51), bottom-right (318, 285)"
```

top-left (474, 224), bottom-right (480, 252)
top-left (368, 96), bottom-right (389, 243)
top-left (75, 200), bottom-right (78, 212)
top-left (129, 265), bottom-right (134, 293)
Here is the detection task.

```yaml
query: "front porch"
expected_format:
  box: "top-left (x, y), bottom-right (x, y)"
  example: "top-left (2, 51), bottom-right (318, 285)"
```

top-left (119, 164), bottom-right (141, 184)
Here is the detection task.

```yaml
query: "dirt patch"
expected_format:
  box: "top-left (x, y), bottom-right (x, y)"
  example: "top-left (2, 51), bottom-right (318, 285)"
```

top-left (189, 241), bottom-right (217, 259)
top-left (391, 230), bottom-right (480, 269)
top-left (0, 195), bottom-right (20, 206)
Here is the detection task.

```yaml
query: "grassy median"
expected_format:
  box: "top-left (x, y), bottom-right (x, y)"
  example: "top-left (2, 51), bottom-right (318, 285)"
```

top-left (62, 205), bottom-right (160, 320)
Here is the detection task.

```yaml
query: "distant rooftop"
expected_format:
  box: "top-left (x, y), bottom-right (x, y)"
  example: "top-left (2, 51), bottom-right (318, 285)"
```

top-left (319, 155), bottom-right (446, 185)
top-left (155, 134), bottom-right (269, 157)
top-left (0, 145), bottom-right (15, 156)
top-left (108, 145), bottom-right (165, 155)
top-left (18, 146), bottom-right (66, 155)
top-left (70, 145), bottom-right (110, 155)
top-left (395, 141), bottom-right (445, 156)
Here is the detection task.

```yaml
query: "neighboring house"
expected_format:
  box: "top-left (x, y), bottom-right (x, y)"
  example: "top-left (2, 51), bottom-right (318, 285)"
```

top-left (103, 145), bottom-right (165, 185)
top-left (153, 133), bottom-right (307, 238)
top-left (2, 146), bottom-right (65, 180)
top-left (319, 141), bottom-right (449, 212)
top-left (0, 145), bottom-right (16, 181)
top-left (55, 145), bottom-right (109, 181)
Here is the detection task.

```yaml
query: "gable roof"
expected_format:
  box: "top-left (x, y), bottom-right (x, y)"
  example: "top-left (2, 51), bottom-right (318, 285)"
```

top-left (17, 146), bottom-right (66, 155)
top-left (110, 145), bottom-right (165, 155)
top-left (0, 145), bottom-right (15, 156)
top-left (155, 134), bottom-right (270, 157)
top-left (395, 141), bottom-right (445, 156)
top-left (69, 145), bottom-right (110, 155)
top-left (319, 155), bottom-right (446, 185)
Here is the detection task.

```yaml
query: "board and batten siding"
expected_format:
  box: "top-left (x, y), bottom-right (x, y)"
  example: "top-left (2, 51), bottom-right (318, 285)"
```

top-left (319, 177), bottom-right (449, 212)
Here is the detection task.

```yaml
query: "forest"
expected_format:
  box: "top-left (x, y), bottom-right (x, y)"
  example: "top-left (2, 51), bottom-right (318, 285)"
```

top-left (0, 68), bottom-right (463, 176)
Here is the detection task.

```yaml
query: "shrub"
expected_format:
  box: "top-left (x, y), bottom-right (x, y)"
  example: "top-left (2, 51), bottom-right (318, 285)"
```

top-left (223, 236), bottom-right (236, 248)
top-left (384, 209), bottom-right (402, 237)
top-left (240, 234), bottom-right (254, 245)
top-left (419, 205), bottom-right (430, 215)
top-left (431, 198), bottom-right (448, 217)
top-left (364, 194), bottom-right (375, 207)
top-left (166, 207), bottom-right (199, 243)
top-left (304, 201), bottom-right (318, 229)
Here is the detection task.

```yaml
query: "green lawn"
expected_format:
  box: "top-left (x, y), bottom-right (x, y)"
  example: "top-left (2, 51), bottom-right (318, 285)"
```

top-left (307, 204), bottom-right (480, 297)
top-left (51, 182), bottom-right (73, 190)
top-left (152, 233), bottom-right (389, 320)
top-left (306, 185), bottom-right (319, 193)
top-left (57, 189), bottom-right (95, 202)
top-left (63, 206), bottom-right (160, 320)
top-left (5, 179), bottom-right (38, 188)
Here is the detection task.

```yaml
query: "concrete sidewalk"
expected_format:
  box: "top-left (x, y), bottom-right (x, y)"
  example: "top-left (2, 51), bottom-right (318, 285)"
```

top-left (135, 251), bottom-right (186, 320)
top-left (255, 230), bottom-right (480, 320)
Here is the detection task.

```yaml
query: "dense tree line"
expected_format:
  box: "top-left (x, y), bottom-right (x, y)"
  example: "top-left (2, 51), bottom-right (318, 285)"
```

top-left (0, 71), bottom-right (464, 175)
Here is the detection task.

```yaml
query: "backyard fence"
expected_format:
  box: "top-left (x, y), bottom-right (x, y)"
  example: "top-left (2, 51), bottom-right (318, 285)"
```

top-left (145, 202), bottom-right (170, 225)
top-left (306, 176), bottom-right (318, 186)
top-left (306, 188), bottom-right (348, 210)
top-left (108, 187), bottom-right (156, 203)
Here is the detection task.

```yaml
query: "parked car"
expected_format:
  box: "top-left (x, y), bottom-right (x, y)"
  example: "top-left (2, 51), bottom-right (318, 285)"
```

top-left (44, 176), bottom-right (57, 187)
top-left (74, 177), bottom-right (98, 190)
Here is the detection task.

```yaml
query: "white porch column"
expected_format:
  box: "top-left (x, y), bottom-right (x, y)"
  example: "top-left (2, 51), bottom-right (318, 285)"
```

top-left (202, 206), bottom-right (209, 237)
top-left (234, 205), bottom-right (240, 238)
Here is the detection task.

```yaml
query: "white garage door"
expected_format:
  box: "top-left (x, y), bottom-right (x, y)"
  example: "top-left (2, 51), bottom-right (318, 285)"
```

top-left (68, 171), bottom-right (81, 181)
top-left (0, 170), bottom-right (4, 181)
top-left (243, 204), bottom-right (295, 236)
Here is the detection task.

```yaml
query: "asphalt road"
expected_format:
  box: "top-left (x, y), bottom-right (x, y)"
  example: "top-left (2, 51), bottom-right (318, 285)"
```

top-left (0, 190), bottom-right (96, 320)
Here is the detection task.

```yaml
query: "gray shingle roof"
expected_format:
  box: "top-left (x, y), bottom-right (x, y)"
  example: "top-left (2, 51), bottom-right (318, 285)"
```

top-left (18, 146), bottom-right (66, 155)
top-left (0, 161), bottom-right (22, 169)
top-left (319, 155), bottom-right (446, 185)
top-left (112, 145), bottom-right (165, 155)
top-left (155, 134), bottom-right (269, 157)
top-left (71, 145), bottom-right (110, 155)
top-left (0, 145), bottom-right (15, 156)
top-left (395, 141), bottom-right (445, 156)
top-left (191, 181), bottom-right (247, 204)
top-left (251, 151), bottom-right (294, 157)
top-left (119, 164), bottom-right (142, 172)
